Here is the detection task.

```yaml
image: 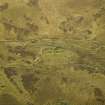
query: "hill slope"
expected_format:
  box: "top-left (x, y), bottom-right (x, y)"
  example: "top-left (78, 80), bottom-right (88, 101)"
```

top-left (0, 0), bottom-right (105, 105)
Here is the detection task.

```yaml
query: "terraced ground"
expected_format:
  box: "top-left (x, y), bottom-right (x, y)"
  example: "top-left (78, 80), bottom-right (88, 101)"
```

top-left (0, 0), bottom-right (105, 105)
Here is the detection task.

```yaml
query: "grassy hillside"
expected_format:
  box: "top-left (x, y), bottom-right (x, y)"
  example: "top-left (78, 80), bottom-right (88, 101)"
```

top-left (0, 0), bottom-right (105, 105)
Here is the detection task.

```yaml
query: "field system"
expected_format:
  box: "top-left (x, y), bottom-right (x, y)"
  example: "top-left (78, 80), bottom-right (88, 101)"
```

top-left (0, 0), bottom-right (105, 105)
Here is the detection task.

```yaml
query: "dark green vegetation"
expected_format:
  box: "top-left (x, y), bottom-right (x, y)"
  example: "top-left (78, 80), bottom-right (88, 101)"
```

top-left (0, 0), bottom-right (105, 105)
